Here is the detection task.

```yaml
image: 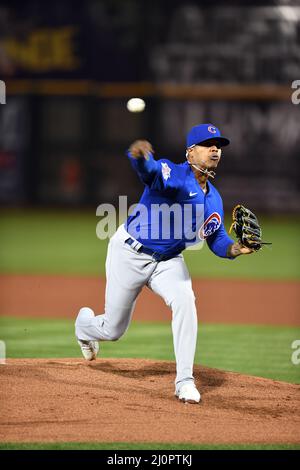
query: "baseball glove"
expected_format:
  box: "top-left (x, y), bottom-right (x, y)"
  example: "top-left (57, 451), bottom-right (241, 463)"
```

top-left (229, 204), bottom-right (271, 251)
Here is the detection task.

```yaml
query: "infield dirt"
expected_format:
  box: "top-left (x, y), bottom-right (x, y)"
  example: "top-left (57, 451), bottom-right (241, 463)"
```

top-left (0, 358), bottom-right (299, 444)
top-left (0, 274), bottom-right (299, 325)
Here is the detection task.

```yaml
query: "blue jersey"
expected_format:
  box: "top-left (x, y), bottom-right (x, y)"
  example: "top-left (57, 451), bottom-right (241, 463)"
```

top-left (125, 151), bottom-right (234, 259)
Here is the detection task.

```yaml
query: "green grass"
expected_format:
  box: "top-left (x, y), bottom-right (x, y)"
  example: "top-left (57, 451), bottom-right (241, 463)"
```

top-left (0, 443), bottom-right (299, 450)
top-left (0, 210), bottom-right (299, 279)
top-left (1, 317), bottom-right (299, 384)
top-left (184, 217), bottom-right (299, 279)
top-left (0, 210), bottom-right (107, 276)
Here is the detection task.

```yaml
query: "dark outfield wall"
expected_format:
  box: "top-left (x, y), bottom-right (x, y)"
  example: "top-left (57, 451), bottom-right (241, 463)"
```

top-left (0, 0), bottom-right (299, 211)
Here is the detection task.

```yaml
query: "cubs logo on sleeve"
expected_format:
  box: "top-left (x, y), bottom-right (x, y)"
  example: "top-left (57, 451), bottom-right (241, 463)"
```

top-left (198, 212), bottom-right (221, 240)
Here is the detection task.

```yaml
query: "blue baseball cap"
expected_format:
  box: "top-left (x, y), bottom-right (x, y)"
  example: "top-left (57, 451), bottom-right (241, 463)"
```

top-left (186, 124), bottom-right (230, 148)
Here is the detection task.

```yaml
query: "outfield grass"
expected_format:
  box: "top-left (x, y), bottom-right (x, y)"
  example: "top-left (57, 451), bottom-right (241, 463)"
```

top-left (1, 317), bottom-right (299, 384)
top-left (0, 443), bottom-right (299, 450)
top-left (0, 210), bottom-right (299, 279)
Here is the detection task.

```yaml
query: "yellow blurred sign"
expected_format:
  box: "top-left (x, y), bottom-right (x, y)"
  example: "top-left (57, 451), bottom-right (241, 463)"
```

top-left (4, 26), bottom-right (80, 72)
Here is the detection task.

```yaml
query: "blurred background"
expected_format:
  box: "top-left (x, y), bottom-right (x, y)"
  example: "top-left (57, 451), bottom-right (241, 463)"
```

top-left (0, 0), bottom-right (299, 212)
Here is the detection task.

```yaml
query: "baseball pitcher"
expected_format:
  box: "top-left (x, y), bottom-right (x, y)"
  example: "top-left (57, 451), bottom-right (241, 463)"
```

top-left (75, 123), bottom-right (267, 404)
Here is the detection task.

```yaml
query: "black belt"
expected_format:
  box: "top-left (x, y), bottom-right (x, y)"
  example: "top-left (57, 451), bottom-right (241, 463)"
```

top-left (125, 237), bottom-right (173, 262)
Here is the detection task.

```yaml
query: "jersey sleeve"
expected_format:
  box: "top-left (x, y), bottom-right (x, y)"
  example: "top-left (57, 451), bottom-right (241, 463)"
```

top-left (206, 222), bottom-right (234, 259)
top-left (127, 151), bottom-right (181, 192)
top-left (127, 151), bottom-right (160, 186)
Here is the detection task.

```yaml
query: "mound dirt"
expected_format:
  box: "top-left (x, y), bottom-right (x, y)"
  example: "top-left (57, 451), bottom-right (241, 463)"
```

top-left (0, 358), bottom-right (299, 444)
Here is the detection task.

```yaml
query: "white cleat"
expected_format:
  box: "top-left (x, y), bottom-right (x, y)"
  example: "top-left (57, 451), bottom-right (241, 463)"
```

top-left (75, 307), bottom-right (99, 361)
top-left (176, 383), bottom-right (201, 404)
top-left (77, 339), bottom-right (99, 361)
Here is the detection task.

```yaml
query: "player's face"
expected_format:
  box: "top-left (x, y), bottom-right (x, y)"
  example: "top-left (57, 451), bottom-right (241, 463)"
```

top-left (187, 139), bottom-right (222, 170)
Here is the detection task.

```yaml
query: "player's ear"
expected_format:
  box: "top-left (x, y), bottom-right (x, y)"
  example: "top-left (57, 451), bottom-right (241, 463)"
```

top-left (186, 147), bottom-right (193, 162)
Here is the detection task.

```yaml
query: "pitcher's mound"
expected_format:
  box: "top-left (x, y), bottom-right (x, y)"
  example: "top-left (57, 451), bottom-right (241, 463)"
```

top-left (0, 358), bottom-right (299, 444)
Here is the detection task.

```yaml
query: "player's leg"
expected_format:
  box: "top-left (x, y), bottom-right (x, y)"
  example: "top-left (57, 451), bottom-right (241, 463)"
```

top-left (148, 256), bottom-right (200, 402)
top-left (75, 225), bottom-right (156, 346)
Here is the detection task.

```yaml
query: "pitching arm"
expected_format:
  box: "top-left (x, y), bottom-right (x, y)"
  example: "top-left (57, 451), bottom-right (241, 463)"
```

top-left (127, 140), bottom-right (160, 186)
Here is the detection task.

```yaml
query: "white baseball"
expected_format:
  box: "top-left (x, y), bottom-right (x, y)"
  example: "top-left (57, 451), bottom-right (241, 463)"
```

top-left (126, 98), bottom-right (145, 113)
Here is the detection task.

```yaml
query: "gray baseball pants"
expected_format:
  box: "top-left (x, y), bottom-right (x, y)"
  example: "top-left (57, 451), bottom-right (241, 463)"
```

top-left (75, 224), bottom-right (198, 391)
